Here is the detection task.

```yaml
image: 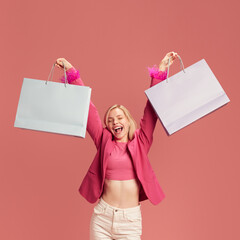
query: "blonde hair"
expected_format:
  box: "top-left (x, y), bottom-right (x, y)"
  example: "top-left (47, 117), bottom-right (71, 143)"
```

top-left (104, 104), bottom-right (137, 141)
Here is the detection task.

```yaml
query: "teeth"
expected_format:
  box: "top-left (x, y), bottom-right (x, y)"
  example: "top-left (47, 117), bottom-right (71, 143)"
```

top-left (114, 127), bottom-right (122, 133)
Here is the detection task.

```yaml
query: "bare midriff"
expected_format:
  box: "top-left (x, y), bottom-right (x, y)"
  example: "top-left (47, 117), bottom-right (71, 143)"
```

top-left (101, 178), bottom-right (141, 208)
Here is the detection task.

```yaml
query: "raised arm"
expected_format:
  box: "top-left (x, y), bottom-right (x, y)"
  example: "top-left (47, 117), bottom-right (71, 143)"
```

top-left (56, 58), bottom-right (103, 149)
top-left (138, 52), bottom-right (178, 152)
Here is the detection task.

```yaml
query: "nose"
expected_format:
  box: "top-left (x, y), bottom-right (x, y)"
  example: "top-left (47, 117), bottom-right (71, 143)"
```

top-left (113, 119), bottom-right (118, 124)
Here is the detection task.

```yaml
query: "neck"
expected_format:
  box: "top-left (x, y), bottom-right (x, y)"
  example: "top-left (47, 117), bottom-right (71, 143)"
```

top-left (114, 136), bottom-right (129, 143)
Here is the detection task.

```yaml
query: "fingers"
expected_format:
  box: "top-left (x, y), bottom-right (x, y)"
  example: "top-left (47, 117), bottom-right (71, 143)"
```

top-left (55, 58), bottom-right (73, 71)
top-left (56, 58), bottom-right (64, 65)
top-left (55, 63), bottom-right (62, 69)
top-left (55, 58), bottom-right (65, 69)
top-left (158, 51), bottom-right (179, 71)
top-left (167, 51), bottom-right (178, 60)
top-left (165, 51), bottom-right (178, 66)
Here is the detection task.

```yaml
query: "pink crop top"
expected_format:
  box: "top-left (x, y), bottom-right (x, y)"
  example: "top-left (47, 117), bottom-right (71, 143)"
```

top-left (105, 141), bottom-right (137, 180)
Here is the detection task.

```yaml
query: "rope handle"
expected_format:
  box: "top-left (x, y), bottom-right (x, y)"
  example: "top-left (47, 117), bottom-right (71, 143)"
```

top-left (45, 62), bottom-right (67, 87)
top-left (166, 55), bottom-right (185, 83)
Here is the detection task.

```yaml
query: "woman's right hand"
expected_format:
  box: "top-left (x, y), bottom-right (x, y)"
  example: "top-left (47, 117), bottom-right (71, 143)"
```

top-left (55, 58), bottom-right (73, 71)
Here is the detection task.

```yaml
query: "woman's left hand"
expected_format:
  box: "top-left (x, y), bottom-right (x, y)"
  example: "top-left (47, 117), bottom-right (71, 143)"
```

top-left (159, 51), bottom-right (178, 71)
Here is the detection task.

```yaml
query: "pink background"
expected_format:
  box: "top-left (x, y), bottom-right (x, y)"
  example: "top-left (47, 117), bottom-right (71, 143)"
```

top-left (1, 0), bottom-right (240, 239)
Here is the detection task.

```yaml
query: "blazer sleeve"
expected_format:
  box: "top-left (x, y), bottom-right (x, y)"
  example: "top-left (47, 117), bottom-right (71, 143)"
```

top-left (138, 66), bottom-right (167, 152)
top-left (63, 67), bottom-right (103, 149)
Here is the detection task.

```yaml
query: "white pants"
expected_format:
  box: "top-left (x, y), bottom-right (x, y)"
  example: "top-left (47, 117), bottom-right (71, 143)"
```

top-left (90, 197), bottom-right (142, 240)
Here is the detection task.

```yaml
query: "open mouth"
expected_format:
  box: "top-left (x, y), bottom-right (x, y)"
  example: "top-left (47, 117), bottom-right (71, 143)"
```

top-left (114, 126), bottom-right (123, 134)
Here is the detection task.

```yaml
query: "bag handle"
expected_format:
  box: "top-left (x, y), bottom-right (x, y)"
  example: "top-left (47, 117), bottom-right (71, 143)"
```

top-left (166, 55), bottom-right (185, 83)
top-left (45, 62), bottom-right (68, 87)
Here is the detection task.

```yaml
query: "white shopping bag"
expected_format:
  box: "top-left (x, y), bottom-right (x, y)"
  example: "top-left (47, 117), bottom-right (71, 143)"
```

top-left (14, 63), bottom-right (91, 138)
top-left (145, 57), bottom-right (230, 135)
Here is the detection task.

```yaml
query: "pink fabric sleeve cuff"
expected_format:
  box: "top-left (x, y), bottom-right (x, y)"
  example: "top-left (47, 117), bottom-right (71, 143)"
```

top-left (60, 67), bottom-right (80, 83)
top-left (148, 65), bottom-right (167, 80)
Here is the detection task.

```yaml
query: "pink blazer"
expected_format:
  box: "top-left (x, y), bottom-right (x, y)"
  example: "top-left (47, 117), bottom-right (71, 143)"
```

top-left (67, 67), bottom-right (167, 205)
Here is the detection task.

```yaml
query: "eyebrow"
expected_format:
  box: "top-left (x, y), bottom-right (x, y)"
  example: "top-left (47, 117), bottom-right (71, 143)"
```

top-left (108, 115), bottom-right (123, 119)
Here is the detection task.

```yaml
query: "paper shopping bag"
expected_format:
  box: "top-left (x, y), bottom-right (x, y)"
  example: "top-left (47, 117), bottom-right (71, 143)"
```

top-left (145, 57), bottom-right (230, 135)
top-left (14, 64), bottom-right (91, 138)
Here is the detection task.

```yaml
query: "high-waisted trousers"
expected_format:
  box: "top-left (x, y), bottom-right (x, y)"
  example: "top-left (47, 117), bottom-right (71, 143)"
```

top-left (90, 197), bottom-right (142, 240)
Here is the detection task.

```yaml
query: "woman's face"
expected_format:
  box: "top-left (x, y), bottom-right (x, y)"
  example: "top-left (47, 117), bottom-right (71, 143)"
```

top-left (107, 108), bottom-right (130, 142)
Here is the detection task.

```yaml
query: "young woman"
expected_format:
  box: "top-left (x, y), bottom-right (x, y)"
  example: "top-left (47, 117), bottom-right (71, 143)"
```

top-left (56, 52), bottom-right (178, 240)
